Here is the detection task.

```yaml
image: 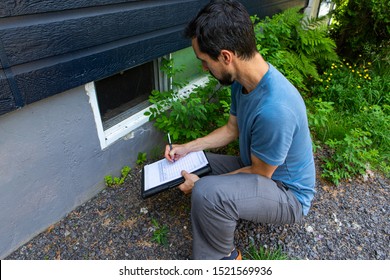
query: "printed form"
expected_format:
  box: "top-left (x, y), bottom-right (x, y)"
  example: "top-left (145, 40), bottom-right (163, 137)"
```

top-left (144, 151), bottom-right (208, 191)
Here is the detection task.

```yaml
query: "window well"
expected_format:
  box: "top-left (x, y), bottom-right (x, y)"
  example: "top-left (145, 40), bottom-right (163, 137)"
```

top-left (95, 61), bottom-right (155, 130)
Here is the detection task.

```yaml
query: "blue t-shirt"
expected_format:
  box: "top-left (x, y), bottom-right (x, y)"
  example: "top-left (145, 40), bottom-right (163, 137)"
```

top-left (230, 64), bottom-right (316, 215)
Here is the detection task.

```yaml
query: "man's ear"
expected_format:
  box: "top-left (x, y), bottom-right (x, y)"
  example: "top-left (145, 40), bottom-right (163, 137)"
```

top-left (220, 50), bottom-right (233, 65)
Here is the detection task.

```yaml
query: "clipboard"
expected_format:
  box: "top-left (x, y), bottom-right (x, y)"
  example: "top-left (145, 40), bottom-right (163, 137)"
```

top-left (141, 151), bottom-right (211, 199)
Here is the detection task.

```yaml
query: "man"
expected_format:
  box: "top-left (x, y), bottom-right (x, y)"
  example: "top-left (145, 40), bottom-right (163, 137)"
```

top-left (164, 0), bottom-right (316, 260)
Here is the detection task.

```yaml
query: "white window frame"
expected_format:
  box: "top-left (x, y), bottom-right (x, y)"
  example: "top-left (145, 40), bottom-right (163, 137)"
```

top-left (86, 57), bottom-right (208, 149)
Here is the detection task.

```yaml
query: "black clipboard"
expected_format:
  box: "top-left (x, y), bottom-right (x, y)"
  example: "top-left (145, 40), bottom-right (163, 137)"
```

top-left (141, 151), bottom-right (211, 199)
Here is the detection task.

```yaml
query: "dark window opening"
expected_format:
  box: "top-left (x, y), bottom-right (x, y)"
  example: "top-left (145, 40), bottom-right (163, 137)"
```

top-left (95, 61), bottom-right (155, 130)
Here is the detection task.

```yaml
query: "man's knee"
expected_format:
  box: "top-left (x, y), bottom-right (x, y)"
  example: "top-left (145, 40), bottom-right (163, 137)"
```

top-left (193, 176), bottom-right (215, 204)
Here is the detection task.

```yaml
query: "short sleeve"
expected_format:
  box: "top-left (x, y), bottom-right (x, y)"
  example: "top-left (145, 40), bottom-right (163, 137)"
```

top-left (251, 104), bottom-right (296, 166)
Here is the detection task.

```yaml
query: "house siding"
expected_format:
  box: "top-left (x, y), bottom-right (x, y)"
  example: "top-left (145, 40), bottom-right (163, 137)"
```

top-left (0, 0), bottom-right (307, 116)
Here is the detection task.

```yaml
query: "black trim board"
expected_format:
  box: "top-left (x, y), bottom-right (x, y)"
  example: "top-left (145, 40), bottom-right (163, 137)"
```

top-left (16, 27), bottom-right (189, 105)
top-left (0, 0), bottom-right (140, 17)
top-left (0, 1), bottom-right (204, 66)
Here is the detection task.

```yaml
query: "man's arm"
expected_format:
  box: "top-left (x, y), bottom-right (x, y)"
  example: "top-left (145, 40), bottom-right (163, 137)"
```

top-left (165, 114), bottom-right (239, 162)
top-left (229, 154), bottom-right (278, 178)
top-left (177, 152), bottom-right (277, 195)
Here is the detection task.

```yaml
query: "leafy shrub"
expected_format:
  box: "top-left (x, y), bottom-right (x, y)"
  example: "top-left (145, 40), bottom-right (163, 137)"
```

top-left (310, 56), bottom-right (389, 183)
top-left (321, 129), bottom-right (379, 185)
top-left (252, 7), bottom-right (339, 92)
top-left (145, 60), bottom-right (231, 143)
top-left (330, 0), bottom-right (390, 64)
top-left (307, 98), bottom-right (335, 143)
top-left (311, 60), bottom-right (383, 113)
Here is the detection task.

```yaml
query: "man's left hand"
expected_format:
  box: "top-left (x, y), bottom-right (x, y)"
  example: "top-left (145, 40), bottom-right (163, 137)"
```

top-left (178, 170), bottom-right (199, 195)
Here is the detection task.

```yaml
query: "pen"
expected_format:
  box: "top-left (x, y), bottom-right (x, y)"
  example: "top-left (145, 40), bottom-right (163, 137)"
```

top-left (167, 133), bottom-right (175, 162)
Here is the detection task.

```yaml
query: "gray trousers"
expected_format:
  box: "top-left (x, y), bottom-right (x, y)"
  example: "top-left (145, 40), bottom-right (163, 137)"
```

top-left (191, 153), bottom-right (303, 259)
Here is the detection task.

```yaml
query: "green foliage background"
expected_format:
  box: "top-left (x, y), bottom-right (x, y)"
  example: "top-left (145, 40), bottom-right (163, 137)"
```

top-left (330, 0), bottom-right (390, 75)
top-left (252, 7), bottom-right (339, 92)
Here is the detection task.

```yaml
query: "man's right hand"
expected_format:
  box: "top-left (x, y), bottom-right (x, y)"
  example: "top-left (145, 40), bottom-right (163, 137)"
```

top-left (164, 144), bottom-right (190, 162)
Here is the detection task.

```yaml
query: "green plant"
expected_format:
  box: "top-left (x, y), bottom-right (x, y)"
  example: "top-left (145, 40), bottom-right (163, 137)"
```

top-left (145, 60), bottom-right (231, 143)
top-left (244, 244), bottom-right (289, 260)
top-left (330, 0), bottom-right (390, 65)
top-left (311, 60), bottom-right (385, 113)
top-left (309, 56), bottom-right (390, 179)
top-left (321, 129), bottom-right (379, 185)
top-left (136, 152), bottom-right (147, 165)
top-left (104, 166), bottom-right (131, 187)
top-left (307, 98), bottom-right (334, 142)
top-left (151, 218), bottom-right (169, 246)
top-left (252, 7), bottom-right (339, 92)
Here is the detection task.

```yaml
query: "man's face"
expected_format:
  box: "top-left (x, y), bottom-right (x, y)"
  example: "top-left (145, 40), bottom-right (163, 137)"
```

top-left (192, 38), bottom-right (234, 86)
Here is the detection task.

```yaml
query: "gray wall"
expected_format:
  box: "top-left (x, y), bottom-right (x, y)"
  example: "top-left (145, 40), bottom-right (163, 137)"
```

top-left (0, 86), bottom-right (163, 258)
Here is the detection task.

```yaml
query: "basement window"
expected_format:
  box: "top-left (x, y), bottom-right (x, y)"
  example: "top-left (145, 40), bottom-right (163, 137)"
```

top-left (95, 61), bottom-right (155, 130)
top-left (86, 49), bottom-right (207, 150)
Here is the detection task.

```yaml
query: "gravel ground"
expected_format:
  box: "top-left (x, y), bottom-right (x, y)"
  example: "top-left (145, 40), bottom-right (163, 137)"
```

top-left (5, 156), bottom-right (389, 260)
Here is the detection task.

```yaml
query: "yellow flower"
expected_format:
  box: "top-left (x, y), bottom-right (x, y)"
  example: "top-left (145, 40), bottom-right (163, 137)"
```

top-left (357, 85), bottom-right (361, 89)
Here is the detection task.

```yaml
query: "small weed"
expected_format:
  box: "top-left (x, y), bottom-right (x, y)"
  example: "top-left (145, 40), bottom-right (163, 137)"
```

top-left (244, 244), bottom-right (289, 260)
top-left (136, 152), bottom-right (147, 165)
top-left (104, 166), bottom-right (131, 187)
top-left (151, 218), bottom-right (169, 246)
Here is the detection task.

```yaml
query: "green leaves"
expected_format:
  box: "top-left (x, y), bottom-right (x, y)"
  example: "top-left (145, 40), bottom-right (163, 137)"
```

top-left (309, 57), bottom-right (389, 185)
top-left (321, 129), bottom-right (378, 186)
top-left (136, 152), bottom-right (147, 165)
top-left (145, 59), bottom-right (231, 143)
top-left (151, 218), bottom-right (169, 246)
top-left (104, 166), bottom-right (131, 187)
top-left (252, 7), bottom-right (339, 93)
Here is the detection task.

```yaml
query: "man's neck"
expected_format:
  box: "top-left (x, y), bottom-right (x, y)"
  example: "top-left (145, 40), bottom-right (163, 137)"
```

top-left (234, 53), bottom-right (269, 94)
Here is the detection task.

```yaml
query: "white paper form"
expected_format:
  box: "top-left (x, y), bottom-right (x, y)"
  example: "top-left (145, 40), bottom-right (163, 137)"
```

top-left (144, 151), bottom-right (208, 191)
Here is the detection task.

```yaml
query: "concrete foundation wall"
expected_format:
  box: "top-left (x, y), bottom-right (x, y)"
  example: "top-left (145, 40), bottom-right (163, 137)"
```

top-left (0, 86), bottom-right (163, 258)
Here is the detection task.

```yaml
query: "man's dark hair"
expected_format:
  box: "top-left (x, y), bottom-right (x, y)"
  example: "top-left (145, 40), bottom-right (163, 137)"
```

top-left (184, 0), bottom-right (257, 61)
